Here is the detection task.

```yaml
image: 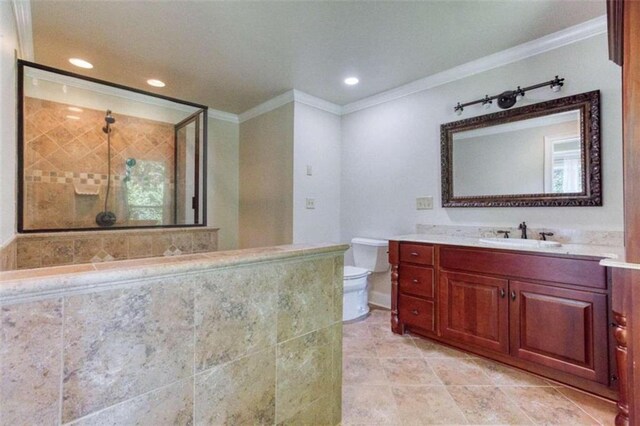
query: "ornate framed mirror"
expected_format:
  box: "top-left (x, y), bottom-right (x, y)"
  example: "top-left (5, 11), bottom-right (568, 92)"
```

top-left (441, 90), bottom-right (601, 207)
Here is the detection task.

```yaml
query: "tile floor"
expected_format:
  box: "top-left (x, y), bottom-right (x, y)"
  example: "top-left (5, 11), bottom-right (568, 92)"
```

top-left (342, 308), bottom-right (617, 425)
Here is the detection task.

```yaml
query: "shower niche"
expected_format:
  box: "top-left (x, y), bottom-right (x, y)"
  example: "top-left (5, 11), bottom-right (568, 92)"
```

top-left (18, 61), bottom-right (208, 232)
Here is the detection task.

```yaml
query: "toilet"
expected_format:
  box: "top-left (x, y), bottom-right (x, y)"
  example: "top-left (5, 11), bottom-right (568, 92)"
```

top-left (343, 237), bottom-right (389, 321)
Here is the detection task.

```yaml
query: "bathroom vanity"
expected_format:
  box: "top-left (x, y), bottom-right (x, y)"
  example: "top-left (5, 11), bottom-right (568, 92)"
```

top-left (389, 235), bottom-right (619, 399)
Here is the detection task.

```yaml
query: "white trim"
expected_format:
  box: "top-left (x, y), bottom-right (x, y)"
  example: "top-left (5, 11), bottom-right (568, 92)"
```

top-left (11, 0), bottom-right (34, 61)
top-left (342, 15), bottom-right (607, 115)
top-left (368, 290), bottom-right (391, 309)
top-left (238, 89), bottom-right (342, 123)
top-left (292, 89), bottom-right (343, 115)
top-left (208, 109), bottom-right (239, 123)
top-left (239, 90), bottom-right (295, 123)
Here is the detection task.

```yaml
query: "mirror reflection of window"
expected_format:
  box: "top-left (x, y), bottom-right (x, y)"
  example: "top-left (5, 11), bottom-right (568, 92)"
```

top-left (125, 160), bottom-right (166, 224)
top-left (544, 136), bottom-right (582, 193)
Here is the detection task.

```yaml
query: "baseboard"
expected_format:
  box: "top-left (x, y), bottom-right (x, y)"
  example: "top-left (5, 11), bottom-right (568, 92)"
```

top-left (369, 290), bottom-right (391, 309)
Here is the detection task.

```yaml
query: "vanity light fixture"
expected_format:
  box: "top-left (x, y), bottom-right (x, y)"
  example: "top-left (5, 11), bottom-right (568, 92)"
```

top-left (481, 95), bottom-right (492, 110)
top-left (344, 77), bottom-right (359, 86)
top-left (453, 76), bottom-right (565, 115)
top-left (147, 79), bottom-right (166, 88)
top-left (69, 58), bottom-right (93, 69)
top-left (68, 107), bottom-right (83, 113)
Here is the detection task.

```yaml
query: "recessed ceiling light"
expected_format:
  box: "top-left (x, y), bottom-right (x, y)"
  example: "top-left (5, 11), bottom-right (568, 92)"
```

top-left (66, 115), bottom-right (80, 120)
top-left (69, 58), bottom-right (93, 69)
top-left (147, 79), bottom-right (166, 88)
top-left (68, 106), bottom-right (83, 113)
top-left (344, 77), bottom-right (359, 86)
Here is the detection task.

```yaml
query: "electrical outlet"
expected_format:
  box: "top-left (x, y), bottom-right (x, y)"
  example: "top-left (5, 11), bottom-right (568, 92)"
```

top-left (416, 196), bottom-right (433, 210)
top-left (305, 198), bottom-right (316, 209)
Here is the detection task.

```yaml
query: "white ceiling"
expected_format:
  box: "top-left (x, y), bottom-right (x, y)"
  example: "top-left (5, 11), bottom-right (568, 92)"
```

top-left (31, 1), bottom-right (605, 114)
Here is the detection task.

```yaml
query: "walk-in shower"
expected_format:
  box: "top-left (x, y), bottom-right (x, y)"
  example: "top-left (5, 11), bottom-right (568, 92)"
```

top-left (18, 60), bottom-right (208, 232)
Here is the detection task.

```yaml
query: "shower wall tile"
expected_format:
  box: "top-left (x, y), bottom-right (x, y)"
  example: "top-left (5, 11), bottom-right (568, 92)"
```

top-left (277, 257), bottom-right (334, 342)
top-left (71, 378), bottom-right (194, 426)
top-left (12, 227), bottom-right (218, 270)
top-left (62, 277), bottom-right (195, 422)
top-left (195, 264), bottom-right (278, 371)
top-left (0, 299), bottom-right (63, 425)
top-left (0, 238), bottom-right (17, 271)
top-left (194, 348), bottom-right (276, 425)
top-left (23, 97), bottom-right (176, 230)
top-left (275, 326), bottom-right (334, 423)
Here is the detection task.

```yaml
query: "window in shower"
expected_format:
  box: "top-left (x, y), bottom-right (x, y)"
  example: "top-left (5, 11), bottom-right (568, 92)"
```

top-left (18, 60), bottom-right (208, 232)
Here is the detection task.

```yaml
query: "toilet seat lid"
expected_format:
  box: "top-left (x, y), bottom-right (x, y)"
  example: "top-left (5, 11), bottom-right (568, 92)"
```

top-left (344, 266), bottom-right (370, 279)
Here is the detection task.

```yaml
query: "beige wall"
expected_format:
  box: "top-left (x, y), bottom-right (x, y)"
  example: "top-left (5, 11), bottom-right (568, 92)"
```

top-left (207, 117), bottom-right (239, 250)
top-left (239, 103), bottom-right (294, 248)
top-left (0, 2), bottom-right (18, 247)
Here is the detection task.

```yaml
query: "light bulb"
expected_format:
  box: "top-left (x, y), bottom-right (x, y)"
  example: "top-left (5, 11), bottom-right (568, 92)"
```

top-left (551, 84), bottom-right (561, 93)
top-left (455, 108), bottom-right (463, 116)
top-left (483, 101), bottom-right (492, 110)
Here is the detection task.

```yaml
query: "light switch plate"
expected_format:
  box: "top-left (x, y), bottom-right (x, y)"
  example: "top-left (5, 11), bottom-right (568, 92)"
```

top-left (306, 198), bottom-right (316, 209)
top-left (306, 165), bottom-right (313, 176)
top-left (416, 196), bottom-right (433, 210)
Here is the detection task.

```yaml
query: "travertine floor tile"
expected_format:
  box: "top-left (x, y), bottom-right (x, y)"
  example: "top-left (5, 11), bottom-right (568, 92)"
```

top-left (447, 385), bottom-right (533, 425)
top-left (427, 358), bottom-right (493, 386)
top-left (342, 385), bottom-right (399, 426)
top-left (380, 358), bottom-right (442, 385)
top-left (343, 357), bottom-right (389, 385)
top-left (505, 386), bottom-right (600, 425)
top-left (412, 337), bottom-right (472, 359)
top-left (556, 386), bottom-right (617, 425)
top-left (391, 385), bottom-right (468, 425)
top-left (344, 337), bottom-right (378, 358)
top-left (374, 335), bottom-right (422, 358)
top-left (473, 357), bottom-right (551, 387)
top-left (342, 309), bottom-right (611, 426)
top-left (344, 321), bottom-right (374, 340)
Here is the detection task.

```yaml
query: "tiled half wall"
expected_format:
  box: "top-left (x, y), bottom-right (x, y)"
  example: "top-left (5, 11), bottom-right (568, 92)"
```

top-left (0, 246), bottom-right (344, 425)
top-left (0, 227), bottom-right (218, 271)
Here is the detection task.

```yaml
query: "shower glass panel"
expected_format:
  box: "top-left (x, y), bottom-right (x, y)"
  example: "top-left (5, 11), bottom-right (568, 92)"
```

top-left (18, 61), bottom-right (208, 232)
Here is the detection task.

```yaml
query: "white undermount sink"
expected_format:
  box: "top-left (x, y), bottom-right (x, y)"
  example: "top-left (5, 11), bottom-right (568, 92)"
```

top-left (479, 237), bottom-right (562, 248)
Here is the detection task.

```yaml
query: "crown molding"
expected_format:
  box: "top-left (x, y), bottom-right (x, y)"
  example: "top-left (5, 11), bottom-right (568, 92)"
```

top-left (238, 89), bottom-right (342, 123)
top-left (342, 15), bottom-right (607, 115)
top-left (11, 0), bottom-right (34, 60)
top-left (292, 90), bottom-right (343, 115)
top-left (238, 90), bottom-right (295, 123)
top-left (208, 109), bottom-right (239, 123)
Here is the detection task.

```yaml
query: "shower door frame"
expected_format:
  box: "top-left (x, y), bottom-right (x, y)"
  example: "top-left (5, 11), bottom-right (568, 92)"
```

top-left (16, 60), bottom-right (209, 233)
top-left (173, 111), bottom-right (203, 225)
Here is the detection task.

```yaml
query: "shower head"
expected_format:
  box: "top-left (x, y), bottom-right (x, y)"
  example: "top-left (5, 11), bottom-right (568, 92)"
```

top-left (104, 110), bottom-right (116, 124)
top-left (102, 110), bottom-right (115, 133)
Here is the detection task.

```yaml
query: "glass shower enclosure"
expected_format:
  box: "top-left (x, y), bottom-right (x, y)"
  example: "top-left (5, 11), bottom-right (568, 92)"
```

top-left (18, 61), bottom-right (208, 232)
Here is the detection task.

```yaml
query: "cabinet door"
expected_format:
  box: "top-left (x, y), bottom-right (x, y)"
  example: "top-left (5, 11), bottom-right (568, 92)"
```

top-left (510, 280), bottom-right (608, 384)
top-left (439, 271), bottom-right (509, 353)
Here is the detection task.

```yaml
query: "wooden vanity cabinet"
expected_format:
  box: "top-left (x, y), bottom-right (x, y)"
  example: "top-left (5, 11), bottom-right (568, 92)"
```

top-left (439, 270), bottom-right (509, 354)
top-left (390, 241), bottom-right (613, 396)
top-left (509, 280), bottom-right (609, 384)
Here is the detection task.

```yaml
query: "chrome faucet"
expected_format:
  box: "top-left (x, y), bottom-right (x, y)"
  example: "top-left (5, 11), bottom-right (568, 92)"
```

top-left (518, 222), bottom-right (528, 239)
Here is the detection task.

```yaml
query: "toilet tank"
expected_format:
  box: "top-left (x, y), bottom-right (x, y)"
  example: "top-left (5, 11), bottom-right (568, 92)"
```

top-left (351, 237), bottom-right (389, 272)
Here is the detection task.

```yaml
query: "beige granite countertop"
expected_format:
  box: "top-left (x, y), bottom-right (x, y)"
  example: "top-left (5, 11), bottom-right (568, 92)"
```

top-left (391, 234), bottom-right (625, 260)
top-left (0, 243), bottom-right (349, 303)
top-left (600, 258), bottom-right (640, 270)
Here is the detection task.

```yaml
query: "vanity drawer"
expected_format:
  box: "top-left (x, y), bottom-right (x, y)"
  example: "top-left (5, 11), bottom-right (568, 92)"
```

top-left (440, 246), bottom-right (607, 290)
top-left (399, 243), bottom-right (434, 266)
top-left (399, 265), bottom-right (434, 298)
top-left (399, 294), bottom-right (435, 332)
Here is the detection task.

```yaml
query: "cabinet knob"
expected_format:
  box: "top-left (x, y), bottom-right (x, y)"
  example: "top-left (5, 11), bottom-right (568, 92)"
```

top-left (500, 289), bottom-right (506, 298)
top-left (410, 252), bottom-right (419, 257)
top-left (510, 291), bottom-right (517, 301)
top-left (412, 278), bottom-right (420, 283)
top-left (411, 309), bottom-right (419, 316)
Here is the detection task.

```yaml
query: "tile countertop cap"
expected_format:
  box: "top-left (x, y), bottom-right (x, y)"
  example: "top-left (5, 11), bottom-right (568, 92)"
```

top-left (391, 234), bottom-right (625, 260)
top-left (0, 243), bottom-right (349, 303)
